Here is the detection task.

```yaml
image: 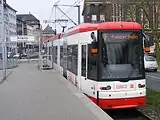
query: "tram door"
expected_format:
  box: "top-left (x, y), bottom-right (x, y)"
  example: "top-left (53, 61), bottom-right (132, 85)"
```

top-left (80, 43), bottom-right (97, 102)
top-left (80, 44), bottom-right (88, 91)
top-left (63, 39), bottom-right (67, 78)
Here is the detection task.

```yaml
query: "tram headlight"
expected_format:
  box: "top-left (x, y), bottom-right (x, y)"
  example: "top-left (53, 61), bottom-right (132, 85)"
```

top-left (138, 84), bottom-right (145, 88)
top-left (100, 85), bottom-right (111, 90)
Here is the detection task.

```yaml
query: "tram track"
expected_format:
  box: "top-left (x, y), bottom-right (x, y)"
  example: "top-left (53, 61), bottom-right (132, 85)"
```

top-left (105, 108), bottom-right (153, 120)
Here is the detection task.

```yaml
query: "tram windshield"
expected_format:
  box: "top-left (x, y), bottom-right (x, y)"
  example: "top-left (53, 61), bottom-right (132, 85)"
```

top-left (100, 31), bottom-right (144, 81)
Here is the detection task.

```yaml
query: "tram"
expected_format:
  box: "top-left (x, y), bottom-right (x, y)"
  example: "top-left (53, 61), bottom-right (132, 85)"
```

top-left (43, 22), bottom-right (146, 109)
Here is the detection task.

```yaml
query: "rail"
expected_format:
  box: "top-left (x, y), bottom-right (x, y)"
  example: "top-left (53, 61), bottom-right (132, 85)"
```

top-left (106, 108), bottom-right (153, 120)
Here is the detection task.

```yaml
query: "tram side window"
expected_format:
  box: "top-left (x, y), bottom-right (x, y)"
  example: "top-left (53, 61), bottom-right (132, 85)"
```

top-left (88, 44), bottom-right (97, 81)
top-left (60, 46), bottom-right (63, 67)
top-left (67, 46), bottom-right (72, 72)
top-left (81, 45), bottom-right (86, 76)
top-left (49, 47), bottom-right (52, 61)
top-left (72, 45), bottom-right (78, 75)
top-left (55, 46), bottom-right (57, 64)
top-left (53, 46), bottom-right (56, 63)
top-left (52, 46), bottom-right (54, 63)
top-left (67, 45), bottom-right (78, 75)
top-left (53, 46), bottom-right (57, 64)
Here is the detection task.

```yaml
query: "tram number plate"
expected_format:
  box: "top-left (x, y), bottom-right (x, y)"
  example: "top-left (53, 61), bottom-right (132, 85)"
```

top-left (116, 83), bottom-right (135, 90)
top-left (116, 84), bottom-right (128, 89)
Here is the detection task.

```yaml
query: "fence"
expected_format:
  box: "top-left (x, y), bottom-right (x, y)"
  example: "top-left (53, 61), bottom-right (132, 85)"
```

top-left (0, 58), bottom-right (18, 70)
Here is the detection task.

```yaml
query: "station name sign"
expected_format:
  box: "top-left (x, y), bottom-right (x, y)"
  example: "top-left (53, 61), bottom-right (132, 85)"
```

top-left (11, 36), bottom-right (34, 42)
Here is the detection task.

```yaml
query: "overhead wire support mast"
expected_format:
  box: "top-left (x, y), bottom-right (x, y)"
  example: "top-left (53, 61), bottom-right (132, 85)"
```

top-left (53, 4), bottom-right (77, 26)
top-left (57, 4), bottom-right (81, 25)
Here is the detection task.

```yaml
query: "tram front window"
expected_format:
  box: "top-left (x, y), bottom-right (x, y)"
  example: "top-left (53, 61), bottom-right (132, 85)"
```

top-left (100, 31), bottom-right (144, 81)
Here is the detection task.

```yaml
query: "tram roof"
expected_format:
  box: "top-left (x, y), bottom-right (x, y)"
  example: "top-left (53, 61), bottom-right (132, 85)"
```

top-left (43, 22), bottom-right (142, 43)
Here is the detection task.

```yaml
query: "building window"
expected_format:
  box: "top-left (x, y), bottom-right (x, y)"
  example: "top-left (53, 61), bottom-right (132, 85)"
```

top-left (100, 15), bottom-right (105, 22)
top-left (91, 15), bottom-right (97, 23)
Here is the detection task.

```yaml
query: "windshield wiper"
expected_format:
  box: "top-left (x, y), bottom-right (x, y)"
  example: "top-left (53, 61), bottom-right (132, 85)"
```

top-left (101, 34), bottom-right (108, 67)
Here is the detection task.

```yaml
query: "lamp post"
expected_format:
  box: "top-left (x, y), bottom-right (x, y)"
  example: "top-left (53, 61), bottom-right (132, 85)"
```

top-left (0, 0), bottom-right (7, 80)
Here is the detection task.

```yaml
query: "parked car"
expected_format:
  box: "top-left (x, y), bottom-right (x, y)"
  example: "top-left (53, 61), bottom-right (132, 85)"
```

top-left (13, 53), bottom-right (20, 58)
top-left (7, 52), bottom-right (14, 58)
top-left (144, 56), bottom-right (158, 72)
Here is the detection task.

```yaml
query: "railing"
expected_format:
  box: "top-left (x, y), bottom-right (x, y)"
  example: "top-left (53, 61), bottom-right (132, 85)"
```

top-left (39, 55), bottom-right (52, 70)
top-left (0, 58), bottom-right (18, 70)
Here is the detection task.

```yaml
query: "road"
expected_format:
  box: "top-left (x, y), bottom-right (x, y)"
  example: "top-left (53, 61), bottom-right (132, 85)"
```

top-left (146, 70), bottom-right (160, 91)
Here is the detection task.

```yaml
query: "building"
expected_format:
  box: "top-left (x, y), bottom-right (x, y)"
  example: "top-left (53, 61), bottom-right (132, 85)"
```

top-left (5, 4), bottom-right (17, 52)
top-left (41, 25), bottom-right (56, 41)
top-left (0, 0), bottom-right (17, 53)
top-left (17, 13), bottom-right (40, 31)
top-left (82, 0), bottom-right (139, 23)
top-left (16, 13), bottom-right (41, 54)
top-left (16, 13), bottom-right (41, 42)
top-left (82, 0), bottom-right (159, 29)
top-left (3, 3), bottom-right (17, 41)
top-left (6, 4), bottom-right (17, 37)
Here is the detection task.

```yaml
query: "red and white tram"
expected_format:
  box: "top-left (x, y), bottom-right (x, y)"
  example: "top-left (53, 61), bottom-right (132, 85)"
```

top-left (43, 22), bottom-right (146, 109)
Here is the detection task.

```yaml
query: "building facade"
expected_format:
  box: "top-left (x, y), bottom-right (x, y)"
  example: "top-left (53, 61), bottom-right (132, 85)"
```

top-left (26, 24), bottom-right (34, 36)
top-left (17, 13), bottom-right (41, 43)
top-left (7, 4), bottom-right (17, 37)
top-left (0, 0), bottom-right (17, 53)
top-left (82, 0), bottom-right (160, 31)
top-left (41, 25), bottom-right (56, 41)
top-left (16, 13), bottom-right (41, 54)
top-left (5, 4), bottom-right (17, 52)
top-left (16, 17), bottom-right (25, 35)
top-left (17, 13), bottom-right (40, 30)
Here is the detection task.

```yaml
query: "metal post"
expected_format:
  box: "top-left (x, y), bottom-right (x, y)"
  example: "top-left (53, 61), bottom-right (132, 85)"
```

top-left (38, 30), bottom-right (41, 70)
top-left (55, 5), bottom-right (57, 34)
top-left (27, 43), bottom-right (29, 63)
top-left (77, 5), bottom-right (81, 24)
top-left (0, 0), bottom-right (7, 80)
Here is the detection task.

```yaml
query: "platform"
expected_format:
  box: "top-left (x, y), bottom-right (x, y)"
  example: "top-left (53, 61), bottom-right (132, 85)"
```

top-left (0, 62), bottom-right (113, 120)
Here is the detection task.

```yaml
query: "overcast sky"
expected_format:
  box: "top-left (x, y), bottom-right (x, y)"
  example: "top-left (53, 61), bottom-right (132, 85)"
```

top-left (7, 0), bottom-right (84, 32)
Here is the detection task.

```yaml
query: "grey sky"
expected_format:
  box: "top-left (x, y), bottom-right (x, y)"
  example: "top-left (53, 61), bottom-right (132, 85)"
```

top-left (7, 0), bottom-right (84, 32)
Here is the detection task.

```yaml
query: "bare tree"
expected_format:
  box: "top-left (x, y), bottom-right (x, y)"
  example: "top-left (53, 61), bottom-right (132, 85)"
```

top-left (140, 0), bottom-right (160, 61)
top-left (123, 0), bottom-right (160, 61)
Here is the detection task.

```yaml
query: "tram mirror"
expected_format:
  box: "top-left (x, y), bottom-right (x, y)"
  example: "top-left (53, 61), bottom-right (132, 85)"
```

top-left (91, 32), bottom-right (97, 42)
top-left (142, 32), bottom-right (153, 47)
top-left (91, 32), bottom-right (98, 53)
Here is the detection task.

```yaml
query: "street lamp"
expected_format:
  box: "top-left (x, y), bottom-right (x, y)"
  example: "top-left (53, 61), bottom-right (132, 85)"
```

top-left (0, 0), bottom-right (7, 80)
